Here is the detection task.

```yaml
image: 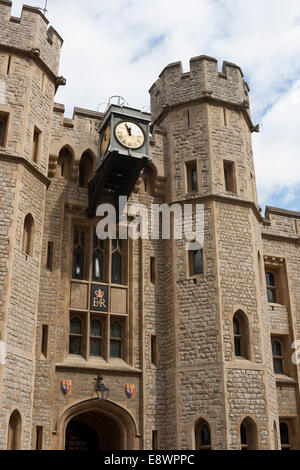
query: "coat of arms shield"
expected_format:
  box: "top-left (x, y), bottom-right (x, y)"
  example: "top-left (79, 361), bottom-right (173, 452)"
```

top-left (125, 384), bottom-right (135, 399)
top-left (61, 380), bottom-right (72, 395)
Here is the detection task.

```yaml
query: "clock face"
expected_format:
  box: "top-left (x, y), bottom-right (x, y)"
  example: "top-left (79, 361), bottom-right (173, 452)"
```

top-left (100, 124), bottom-right (111, 156)
top-left (115, 121), bottom-right (145, 149)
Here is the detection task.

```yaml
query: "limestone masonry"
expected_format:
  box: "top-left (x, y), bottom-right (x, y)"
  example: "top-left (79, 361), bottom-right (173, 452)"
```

top-left (0, 1), bottom-right (299, 450)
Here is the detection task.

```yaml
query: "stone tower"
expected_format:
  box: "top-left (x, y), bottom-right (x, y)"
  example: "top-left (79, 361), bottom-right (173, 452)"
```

top-left (149, 56), bottom-right (280, 449)
top-left (0, 0), bottom-right (64, 449)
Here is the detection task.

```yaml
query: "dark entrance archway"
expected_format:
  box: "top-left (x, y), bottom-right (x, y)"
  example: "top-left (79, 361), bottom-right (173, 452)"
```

top-left (65, 408), bottom-right (123, 450)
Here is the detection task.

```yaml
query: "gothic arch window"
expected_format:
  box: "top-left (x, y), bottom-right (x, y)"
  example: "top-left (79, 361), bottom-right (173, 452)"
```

top-left (240, 417), bottom-right (258, 450)
top-left (57, 147), bottom-right (73, 180)
top-left (92, 233), bottom-right (106, 282)
top-left (22, 213), bottom-right (35, 256)
top-left (72, 229), bottom-right (87, 280)
top-left (195, 419), bottom-right (211, 450)
top-left (79, 151), bottom-right (94, 188)
top-left (7, 410), bottom-right (22, 450)
top-left (111, 239), bottom-right (123, 285)
top-left (233, 311), bottom-right (249, 359)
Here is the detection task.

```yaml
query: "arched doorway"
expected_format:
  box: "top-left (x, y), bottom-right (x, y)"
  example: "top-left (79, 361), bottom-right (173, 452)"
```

top-left (60, 399), bottom-right (138, 450)
top-left (65, 410), bottom-right (122, 450)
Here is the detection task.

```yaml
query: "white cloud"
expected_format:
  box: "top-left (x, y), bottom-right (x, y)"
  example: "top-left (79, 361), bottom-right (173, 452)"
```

top-left (9, 0), bottom-right (300, 210)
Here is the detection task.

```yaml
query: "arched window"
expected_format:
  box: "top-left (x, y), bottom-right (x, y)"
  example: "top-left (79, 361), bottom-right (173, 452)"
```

top-left (69, 317), bottom-right (82, 355)
top-left (272, 340), bottom-right (283, 374)
top-left (266, 271), bottom-right (277, 303)
top-left (22, 213), bottom-right (34, 256)
top-left (72, 229), bottom-right (86, 280)
top-left (240, 417), bottom-right (258, 450)
top-left (195, 419), bottom-right (211, 450)
top-left (111, 239), bottom-right (123, 285)
top-left (57, 147), bottom-right (73, 180)
top-left (280, 422), bottom-right (291, 450)
top-left (92, 233), bottom-right (106, 282)
top-left (233, 311), bottom-right (249, 359)
top-left (90, 319), bottom-right (102, 357)
top-left (110, 321), bottom-right (122, 358)
top-left (7, 410), bottom-right (22, 450)
top-left (79, 151), bottom-right (94, 188)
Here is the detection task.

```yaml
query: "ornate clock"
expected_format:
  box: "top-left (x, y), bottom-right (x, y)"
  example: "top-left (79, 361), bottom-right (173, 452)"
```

top-left (88, 104), bottom-right (151, 217)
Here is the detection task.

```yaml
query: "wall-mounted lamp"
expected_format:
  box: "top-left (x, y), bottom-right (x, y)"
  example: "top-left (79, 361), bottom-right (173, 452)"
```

top-left (94, 376), bottom-right (109, 401)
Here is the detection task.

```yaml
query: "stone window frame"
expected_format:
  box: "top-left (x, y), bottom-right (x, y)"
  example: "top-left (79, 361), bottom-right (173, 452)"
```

top-left (149, 333), bottom-right (159, 369)
top-left (223, 159), bottom-right (237, 194)
top-left (271, 334), bottom-right (293, 378)
top-left (67, 220), bottom-right (129, 364)
top-left (152, 430), bottom-right (160, 450)
top-left (187, 247), bottom-right (205, 279)
top-left (7, 409), bottom-right (22, 450)
top-left (22, 213), bottom-right (35, 257)
top-left (279, 419), bottom-right (295, 450)
top-left (40, 323), bottom-right (49, 360)
top-left (184, 159), bottom-right (199, 195)
top-left (195, 418), bottom-right (212, 450)
top-left (32, 125), bottom-right (42, 165)
top-left (264, 256), bottom-right (287, 307)
top-left (149, 255), bottom-right (157, 285)
top-left (239, 416), bottom-right (259, 450)
top-left (232, 310), bottom-right (250, 360)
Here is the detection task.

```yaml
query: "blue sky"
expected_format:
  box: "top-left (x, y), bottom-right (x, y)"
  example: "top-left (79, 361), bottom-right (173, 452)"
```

top-left (10, 0), bottom-right (300, 212)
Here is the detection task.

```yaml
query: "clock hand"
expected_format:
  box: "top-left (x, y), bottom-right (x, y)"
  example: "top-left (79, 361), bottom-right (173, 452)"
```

top-left (125, 124), bottom-right (132, 136)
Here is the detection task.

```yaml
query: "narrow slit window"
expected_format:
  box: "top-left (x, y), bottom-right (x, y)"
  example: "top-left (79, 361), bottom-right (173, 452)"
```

top-left (41, 325), bottom-right (48, 357)
top-left (151, 335), bottom-right (157, 366)
top-left (152, 431), bottom-right (159, 450)
top-left (186, 161), bottom-right (198, 193)
top-left (36, 426), bottom-right (43, 450)
top-left (7, 55), bottom-right (12, 75)
top-left (46, 241), bottom-right (53, 271)
top-left (0, 113), bottom-right (8, 147)
top-left (224, 161), bottom-right (235, 193)
top-left (32, 126), bottom-right (41, 163)
top-left (223, 108), bottom-right (227, 127)
top-left (150, 257), bottom-right (156, 284)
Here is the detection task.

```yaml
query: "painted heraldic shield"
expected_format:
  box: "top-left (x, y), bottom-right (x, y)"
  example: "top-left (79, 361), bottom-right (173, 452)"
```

top-left (125, 384), bottom-right (135, 398)
top-left (61, 380), bottom-right (72, 395)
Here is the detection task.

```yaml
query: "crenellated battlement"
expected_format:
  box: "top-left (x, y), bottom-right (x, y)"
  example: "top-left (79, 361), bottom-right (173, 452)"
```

top-left (0, 0), bottom-right (63, 77)
top-left (149, 55), bottom-right (250, 122)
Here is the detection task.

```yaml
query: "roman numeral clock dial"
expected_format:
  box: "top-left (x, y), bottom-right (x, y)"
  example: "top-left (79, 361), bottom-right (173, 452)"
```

top-left (115, 121), bottom-right (145, 150)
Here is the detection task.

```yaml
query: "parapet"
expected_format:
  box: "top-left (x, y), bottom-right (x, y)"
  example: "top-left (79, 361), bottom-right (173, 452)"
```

top-left (149, 55), bottom-right (250, 122)
top-left (0, 1), bottom-right (63, 76)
